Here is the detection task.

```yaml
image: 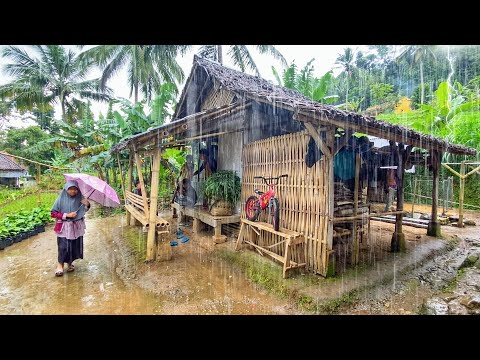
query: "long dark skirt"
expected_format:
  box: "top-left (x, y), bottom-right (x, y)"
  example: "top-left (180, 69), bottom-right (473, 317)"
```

top-left (57, 236), bottom-right (83, 264)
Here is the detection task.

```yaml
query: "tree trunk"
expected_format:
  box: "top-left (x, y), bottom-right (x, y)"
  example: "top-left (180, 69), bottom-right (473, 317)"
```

top-left (420, 60), bottom-right (424, 105)
top-left (217, 45), bottom-right (223, 64)
top-left (94, 164), bottom-right (104, 181)
top-left (112, 166), bottom-right (118, 187)
top-left (105, 167), bottom-right (110, 185)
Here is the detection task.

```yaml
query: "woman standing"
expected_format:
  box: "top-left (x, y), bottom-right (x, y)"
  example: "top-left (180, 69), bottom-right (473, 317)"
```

top-left (51, 180), bottom-right (90, 277)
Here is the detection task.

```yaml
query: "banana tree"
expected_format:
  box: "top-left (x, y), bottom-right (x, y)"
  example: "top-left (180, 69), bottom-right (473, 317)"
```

top-left (272, 59), bottom-right (338, 103)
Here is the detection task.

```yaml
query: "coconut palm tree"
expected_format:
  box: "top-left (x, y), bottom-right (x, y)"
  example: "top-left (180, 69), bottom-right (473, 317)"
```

top-left (0, 45), bottom-right (112, 124)
top-left (335, 47), bottom-right (357, 104)
top-left (197, 45), bottom-right (287, 76)
top-left (396, 45), bottom-right (437, 105)
top-left (80, 45), bottom-right (191, 103)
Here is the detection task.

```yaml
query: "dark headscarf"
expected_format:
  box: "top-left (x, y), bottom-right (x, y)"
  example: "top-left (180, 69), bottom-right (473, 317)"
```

top-left (51, 180), bottom-right (87, 221)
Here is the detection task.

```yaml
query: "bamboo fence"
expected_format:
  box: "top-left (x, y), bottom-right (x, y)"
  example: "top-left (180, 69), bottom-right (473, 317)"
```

top-left (242, 130), bottom-right (331, 275)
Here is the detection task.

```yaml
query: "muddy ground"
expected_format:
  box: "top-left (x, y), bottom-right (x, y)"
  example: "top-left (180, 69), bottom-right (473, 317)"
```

top-left (0, 203), bottom-right (479, 315)
top-left (0, 207), bottom-right (302, 314)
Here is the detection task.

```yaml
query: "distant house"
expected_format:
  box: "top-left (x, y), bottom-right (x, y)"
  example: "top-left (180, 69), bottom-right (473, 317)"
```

top-left (0, 152), bottom-right (27, 188)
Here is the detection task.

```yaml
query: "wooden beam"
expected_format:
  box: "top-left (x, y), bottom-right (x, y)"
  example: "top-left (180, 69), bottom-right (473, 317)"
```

top-left (291, 109), bottom-right (467, 155)
top-left (304, 121), bottom-right (332, 159)
top-left (133, 146), bottom-right (150, 216)
top-left (116, 153), bottom-right (126, 203)
top-left (159, 129), bottom-right (244, 148)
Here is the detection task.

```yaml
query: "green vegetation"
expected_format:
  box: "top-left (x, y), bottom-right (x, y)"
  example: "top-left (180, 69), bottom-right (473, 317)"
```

top-left (217, 248), bottom-right (359, 314)
top-left (0, 193), bottom-right (57, 220)
top-left (203, 170), bottom-right (241, 208)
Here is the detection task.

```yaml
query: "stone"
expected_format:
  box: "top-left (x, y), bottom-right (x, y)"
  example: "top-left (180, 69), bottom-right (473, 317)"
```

top-left (425, 298), bottom-right (448, 315)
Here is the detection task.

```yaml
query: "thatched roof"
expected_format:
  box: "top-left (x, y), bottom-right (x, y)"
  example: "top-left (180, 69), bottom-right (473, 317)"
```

top-left (172, 56), bottom-right (476, 156)
top-left (0, 152), bottom-right (26, 172)
top-left (110, 103), bottom-right (242, 153)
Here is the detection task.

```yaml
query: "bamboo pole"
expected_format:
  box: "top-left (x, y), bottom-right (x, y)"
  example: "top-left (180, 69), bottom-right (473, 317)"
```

top-left (411, 176), bottom-right (418, 216)
top-left (326, 128), bottom-right (335, 275)
top-left (126, 153), bottom-right (133, 225)
top-left (133, 147), bottom-right (150, 216)
top-left (352, 153), bottom-right (360, 265)
top-left (459, 160), bottom-right (465, 228)
top-left (333, 210), bottom-right (408, 222)
top-left (37, 164), bottom-right (41, 207)
top-left (116, 153), bottom-right (126, 203)
top-left (0, 152), bottom-right (73, 170)
top-left (147, 139), bottom-right (160, 261)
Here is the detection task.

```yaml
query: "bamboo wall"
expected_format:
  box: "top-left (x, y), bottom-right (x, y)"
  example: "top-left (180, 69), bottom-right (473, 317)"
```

top-left (242, 130), bottom-right (331, 276)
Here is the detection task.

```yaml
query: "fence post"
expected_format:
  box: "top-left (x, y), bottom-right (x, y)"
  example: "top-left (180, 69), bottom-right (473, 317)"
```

top-left (411, 176), bottom-right (418, 216)
top-left (458, 161), bottom-right (465, 228)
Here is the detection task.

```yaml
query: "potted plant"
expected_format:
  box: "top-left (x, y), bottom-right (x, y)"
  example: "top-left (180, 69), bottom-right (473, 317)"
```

top-left (202, 170), bottom-right (241, 216)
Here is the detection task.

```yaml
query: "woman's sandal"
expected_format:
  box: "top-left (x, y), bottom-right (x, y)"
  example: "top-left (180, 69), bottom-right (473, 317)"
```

top-left (55, 269), bottom-right (64, 277)
top-left (67, 264), bottom-right (75, 272)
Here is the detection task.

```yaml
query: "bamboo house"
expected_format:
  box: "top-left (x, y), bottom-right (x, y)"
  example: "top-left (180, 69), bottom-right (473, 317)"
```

top-left (111, 56), bottom-right (477, 277)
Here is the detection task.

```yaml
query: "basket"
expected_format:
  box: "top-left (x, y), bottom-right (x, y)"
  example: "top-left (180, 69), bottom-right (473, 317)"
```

top-left (210, 200), bottom-right (232, 216)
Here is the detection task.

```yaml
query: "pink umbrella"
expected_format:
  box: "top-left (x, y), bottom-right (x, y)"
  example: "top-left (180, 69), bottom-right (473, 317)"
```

top-left (63, 173), bottom-right (121, 208)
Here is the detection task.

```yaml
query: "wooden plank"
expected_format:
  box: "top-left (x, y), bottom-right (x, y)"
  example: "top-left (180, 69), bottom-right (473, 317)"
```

top-left (133, 148), bottom-right (150, 215)
top-left (125, 204), bottom-right (148, 225)
top-left (304, 122), bottom-right (332, 159)
top-left (244, 240), bottom-right (287, 263)
top-left (370, 217), bottom-right (428, 229)
top-left (241, 219), bottom-right (302, 238)
top-left (235, 222), bottom-right (245, 251)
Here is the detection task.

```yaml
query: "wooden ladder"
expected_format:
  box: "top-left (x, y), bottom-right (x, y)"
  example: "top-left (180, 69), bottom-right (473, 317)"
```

top-left (235, 218), bottom-right (306, 278)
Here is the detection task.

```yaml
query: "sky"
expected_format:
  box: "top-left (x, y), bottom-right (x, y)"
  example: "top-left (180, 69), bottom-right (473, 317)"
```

top-left (0, 45), bottom-right (367, 128)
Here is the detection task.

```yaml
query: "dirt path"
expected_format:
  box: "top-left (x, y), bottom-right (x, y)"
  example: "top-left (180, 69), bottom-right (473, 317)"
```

top-left (1, 203), bottom-right (479, 315)
top-left (342, 205), bottom-right (480, 315)
top-left (0, 209), bottom-right (300, 315)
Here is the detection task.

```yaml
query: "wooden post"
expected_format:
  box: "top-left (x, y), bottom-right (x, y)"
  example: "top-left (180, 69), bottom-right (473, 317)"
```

top-left (36, 164), bottom-right (41, 207)
top-left (352, 152), bottom-right (360, 265)
top-left (116, 153), bottom-right (126, 204)
top-left (427, 150), bottom-right (442, 236)
top-left (126, 153), bottom-right (133, 226)
top-left (326, 127), bottom-right (335, 276)
top-left (458, 160), bottom-right (465, 228)
top-left (391, 143), bottom-right (406, 252)
top-left (147, 140), bottom-right (160, 261)
top-left (133, 146), bottom-right (150, 216)
top-left (411, 176), bottom-right (418, 216)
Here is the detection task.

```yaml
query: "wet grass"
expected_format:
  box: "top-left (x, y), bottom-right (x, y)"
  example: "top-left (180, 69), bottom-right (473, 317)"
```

top-left (217, 247), bottom-right (362, 314)
top-left (217, 249), bottom-right (291, 298)
top-left (123, 227), bottom-right (147, 262)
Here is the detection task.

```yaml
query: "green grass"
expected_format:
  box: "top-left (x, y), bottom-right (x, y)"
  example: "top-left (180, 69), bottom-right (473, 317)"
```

top-left (0, 193), bottom-right (58, 220)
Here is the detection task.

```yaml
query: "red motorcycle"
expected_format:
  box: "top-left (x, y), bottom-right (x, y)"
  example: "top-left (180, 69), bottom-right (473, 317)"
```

top-left (245, 174), bottom-right (288, 231)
